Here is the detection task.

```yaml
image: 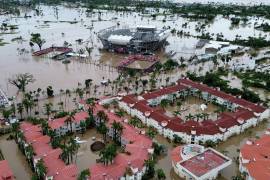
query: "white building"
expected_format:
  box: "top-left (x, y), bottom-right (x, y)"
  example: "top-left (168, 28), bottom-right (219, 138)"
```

top-left (171, 144), bottom-right (231, 180)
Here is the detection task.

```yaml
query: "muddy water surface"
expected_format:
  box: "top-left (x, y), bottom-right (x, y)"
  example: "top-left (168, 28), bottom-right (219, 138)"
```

top-left (0, 135), bottom-right (32, 180)
top-left (1, 5), bottom-right (270, 97)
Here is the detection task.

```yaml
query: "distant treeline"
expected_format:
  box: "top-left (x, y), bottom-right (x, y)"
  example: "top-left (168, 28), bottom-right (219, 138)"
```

top-left (2, 0), bottom-right (270, 19)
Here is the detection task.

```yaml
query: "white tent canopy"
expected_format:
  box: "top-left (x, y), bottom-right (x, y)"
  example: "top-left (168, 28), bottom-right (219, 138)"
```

top-left (108, 35), bottom-right (133, 45)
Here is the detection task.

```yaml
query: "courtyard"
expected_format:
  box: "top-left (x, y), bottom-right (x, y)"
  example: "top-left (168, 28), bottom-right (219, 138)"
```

top-left (164, 96), bottom-right (228, 122)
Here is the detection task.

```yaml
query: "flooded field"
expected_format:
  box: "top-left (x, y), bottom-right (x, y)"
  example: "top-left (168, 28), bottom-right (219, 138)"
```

top-left (0, 3), bottom-right (270, 180)
top-left (1, 5), bottom-right (270, 96)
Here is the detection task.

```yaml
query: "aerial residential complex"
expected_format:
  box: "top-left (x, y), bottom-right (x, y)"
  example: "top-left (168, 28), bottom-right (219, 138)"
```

top-left (119, 78), bottom-right (269, 144)
top-left (81, 101), bottom-right (153, 180)
top-left (1, 1), bottom-right (270, 179)
top-left (171, 144), bottom-right (231, 180)
top-left (239, 129), bottom-right (270, 180)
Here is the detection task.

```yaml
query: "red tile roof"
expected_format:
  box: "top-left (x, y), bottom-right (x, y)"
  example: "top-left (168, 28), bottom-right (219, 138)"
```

top-left (180, 149), bottom-right (229, 177)
top-left (24, 131), bottom-right (43, 143)
top-left (49, 111), bottom-right (89, 130)
top-left (133, 100), bottom-right (154, 114)
top-left (240, 133), bottom-right (270, 180)
top-left (20, 122), bottom-right (42, 132)
top-left (53, 164), bottom-right (78, 180)
top-left (120, 79), bottom-right (265, 136)
top-left (171, 146), bottom-right (183, 165)
top-left (142, 84), bottom-right (187, 100)
top-left (48, 117), bottom-right (66, 130)
top-left (89, 104), bottom-right (152, 180)
top-left (20, 123), bottom-right (78, 179)
top-left (179, 79), bottom-right (266, 113)
top-left (0, 160), bottom-right (14, 180)
top-left (121, 95), bottom-right (137, 104)
top-left (73, 111), bottom-right (89, 123)
top-left (216, 114), bottom-right (239, 128)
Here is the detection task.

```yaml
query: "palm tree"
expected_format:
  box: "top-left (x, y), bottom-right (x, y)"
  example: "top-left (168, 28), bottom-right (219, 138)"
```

top-left (98, 123), bottom-right (108, 143)
top-left (96, 110), bottom-right (108, 127)
top-left (65, 89), bottom-right (71, 110)
top-left (68, 137), bottom-right (79, 163)
top-left (99, 143), bottom-right (117, 166)
top-left (30, 33), bottom-right (46, 50)
top-left (185, 113), bottom-right (194, 122)
top-left (25, 144), bottom-right (34, 165)
top-left (41, 121), bottom-right (49, 135)
top-left (22, 98), bottom-right (30, 116)
top-left (106, 143), bottom-right (117, 164)
top-left (146, 126), bottom-right (157, 139)
top-left (11, 122), bottom-right (20, 142)
top-left (17, 103), bottom-right (24, 120)
top-left (10, 103), bottom-right (16, 116)
top-left (173, 111), bottom-right (181, 117)
top-left (144, 158), bottom-right (155, 178)
top-left (35, 159), bottom-right (47, 179)
top-left (196, 90), bottom-right (202, 99)
top-left (99, 148), bottom-right (110, 166)
top-left (115, 110), bottom-right (125, 117)
top-left (160, 99), bottom-right (169, 110)
top-left (78, 169), bottom-right (90, 180)
top-left (61, 144), bottom-right (70, 164)
top-left (201, 113), bottom-right (209, 120)
top-left (79, 121), bottom-right (86, 135)
top-left (176, 101), bottom-right (182, 110)
top-left (28, 98), bottom-right (34, 116)
top-left (65, 111), bottom-right (76, 133)
top-left (111, 121), bottom-right (123, 144)
top-left (44, 103), bottom-right (53, 119)
top-left (156, 169), bottom-right (166, 180)
top-left (128, 117), bottom-right (141, 128)
top-left (86, 98), bottom-right (95, 107)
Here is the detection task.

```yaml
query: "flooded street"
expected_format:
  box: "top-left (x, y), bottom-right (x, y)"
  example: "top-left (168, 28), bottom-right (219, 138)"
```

top-left (0, 135), bottom-right (32, 179)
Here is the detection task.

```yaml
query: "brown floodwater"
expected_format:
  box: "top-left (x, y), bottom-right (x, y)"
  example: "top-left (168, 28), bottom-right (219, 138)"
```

top-left (75, 129), bottom-right (103, 171)
top-left (0, 135), bottom-right (32, 180)
top-left (1, 4), bottom-right (270, 180)
top-left (1, 4), bottom-right (269, 97)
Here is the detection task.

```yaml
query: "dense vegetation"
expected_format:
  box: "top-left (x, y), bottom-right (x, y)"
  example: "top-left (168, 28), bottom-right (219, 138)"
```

top-left (187, 69), bottom-right (262, 104)
top-left (3, 0), bottom-right (270, 20)
top-left (234, 70), bottom-right (270, 91)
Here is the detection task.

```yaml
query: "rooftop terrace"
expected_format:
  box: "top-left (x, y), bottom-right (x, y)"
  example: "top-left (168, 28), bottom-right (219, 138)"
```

top-left (180, 149), bottom-right (230, 178)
